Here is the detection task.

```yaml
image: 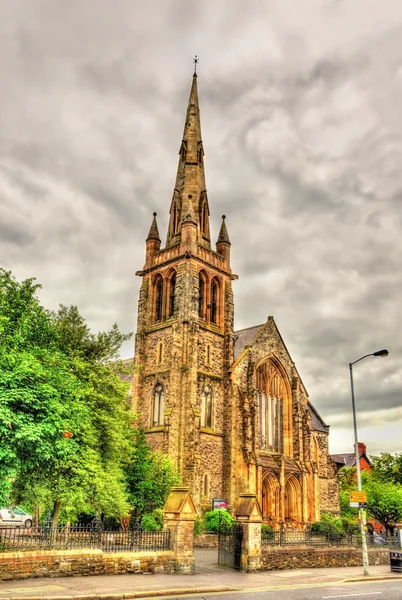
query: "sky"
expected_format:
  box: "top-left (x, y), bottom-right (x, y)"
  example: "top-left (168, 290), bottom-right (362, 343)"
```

top-left (1, 0), bottom-right (401, 455)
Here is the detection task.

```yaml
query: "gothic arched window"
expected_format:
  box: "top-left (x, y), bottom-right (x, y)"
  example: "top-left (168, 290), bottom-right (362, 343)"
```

top-left (256, 361), bottom-right (290, 455)
top-left (210, 278), bottom-right (219, 325)
top-left (154, 276), bottom-right (163, 323)
top-left (168, 271), bottom-right (176, 318)
top-left (201, 384), bottom-right (213, 429)
top-left (203, 473), bottom-right (210, 498)
top-left (152, 383), bottom-right (165, 427)
top-left (198, 272), bottom-right (207, 320)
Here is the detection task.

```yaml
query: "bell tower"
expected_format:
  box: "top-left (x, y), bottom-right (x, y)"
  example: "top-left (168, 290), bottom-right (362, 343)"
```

top-left (132, 69), bottom-right (237, 508)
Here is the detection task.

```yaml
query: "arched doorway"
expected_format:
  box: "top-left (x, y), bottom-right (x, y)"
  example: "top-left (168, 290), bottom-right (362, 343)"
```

top-left (284, 475), bottom-right (301, 524)
top-left (262, 472), bottom-right (280, 524)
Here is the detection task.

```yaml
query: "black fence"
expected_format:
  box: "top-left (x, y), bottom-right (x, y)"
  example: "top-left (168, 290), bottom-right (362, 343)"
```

top-left (0, 522), bottom-right (170, 553)
top-left (261, 528), bottom-right (400, 549)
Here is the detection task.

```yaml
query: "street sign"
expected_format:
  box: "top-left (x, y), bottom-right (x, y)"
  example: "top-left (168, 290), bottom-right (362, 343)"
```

top-left (349, 491), bottom-right (367, 508)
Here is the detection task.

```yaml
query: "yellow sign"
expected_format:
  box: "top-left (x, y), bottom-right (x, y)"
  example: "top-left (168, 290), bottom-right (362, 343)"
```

top-left (349, 491), bottom-right (367, 503)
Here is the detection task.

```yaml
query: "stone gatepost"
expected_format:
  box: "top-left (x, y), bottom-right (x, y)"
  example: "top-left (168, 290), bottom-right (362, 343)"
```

top-left (234, 493), bottom-right (262, 572)
top-left (163, 487), bottom-right (196, 574)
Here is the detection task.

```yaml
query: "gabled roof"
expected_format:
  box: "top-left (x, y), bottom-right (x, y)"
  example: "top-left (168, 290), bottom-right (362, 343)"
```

top-left (331, 453), bottom-right (357, 467)
top-left (331, 452), bottom-right (372, 469)
top-left (234, 324), bottom-right (265, 360)
top-left (307, 402), bottom-right (329, 433)
top-left (234, 319), bottom-right (330, 435)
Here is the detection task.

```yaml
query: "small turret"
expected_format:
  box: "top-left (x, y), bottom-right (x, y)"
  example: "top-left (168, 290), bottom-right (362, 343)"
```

top-left (145, 212), bottom-right (161, 266)
top-left (216, 215), bottom-right (231, 263)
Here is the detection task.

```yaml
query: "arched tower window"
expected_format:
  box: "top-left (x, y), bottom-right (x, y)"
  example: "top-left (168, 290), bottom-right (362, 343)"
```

top-left (201, 384), bottom-right (213, 429)
top-left (210, 278), bottom-right (219, 325)
top-left (157, 342), bottom-right (164, 365)
top-left (256, 360), bottom-right (291, 455)
top-left (203, 473), bottom-right (210, 498)
top-left (172, 204), bottom-right (177, 234)
top-left (168, 271), bottom-right (176, 318)
top-left (154, 275), bottom-right (163, 323)
top-left (205, 344), bottom-right (211, 366)
top-left (200, 203), bottom-right (208, 234)
top-left (198, 272), bottom-right (207, 320)
top-left (152, 383), bottom-right (165, 427)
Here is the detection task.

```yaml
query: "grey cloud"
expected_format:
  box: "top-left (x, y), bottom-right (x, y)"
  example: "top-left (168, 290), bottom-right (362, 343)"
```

top-left (1, 0), bottom-right (402, 454)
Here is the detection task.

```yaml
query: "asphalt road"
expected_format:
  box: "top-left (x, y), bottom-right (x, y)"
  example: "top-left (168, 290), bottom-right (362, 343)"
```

top-left (154, 580), bottom-right (402, 600)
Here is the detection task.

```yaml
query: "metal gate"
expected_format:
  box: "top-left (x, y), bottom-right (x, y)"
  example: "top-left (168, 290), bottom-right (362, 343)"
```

top-left (218, 523), bottom-right (243, 570)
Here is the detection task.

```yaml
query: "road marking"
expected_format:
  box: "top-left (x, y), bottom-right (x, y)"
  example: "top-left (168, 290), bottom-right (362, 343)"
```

top-left (274, 571), bottom-right (313, 577)
top-left (323, 592), bottom-right (383, 597)
top-left (1, 585), bottom-right (66, 593)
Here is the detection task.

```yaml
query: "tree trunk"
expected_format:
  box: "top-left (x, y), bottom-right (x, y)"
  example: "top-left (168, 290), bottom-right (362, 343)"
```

top-left (52, 500), bottom-right (61, 527)
top-left (33, 504), bottom-right (40, 527)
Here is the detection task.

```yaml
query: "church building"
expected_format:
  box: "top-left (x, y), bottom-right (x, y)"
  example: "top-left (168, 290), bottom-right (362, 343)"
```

top-left (132, 71), bottom-right (339, 526)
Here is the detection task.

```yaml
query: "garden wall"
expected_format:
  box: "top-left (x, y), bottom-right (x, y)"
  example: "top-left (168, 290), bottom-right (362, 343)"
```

top-left (260, 547), bottom-right (390, 570)
top-left (194, 534), bottom-right (218, 548)
top-left (0, 549), bottom-right (176, 581)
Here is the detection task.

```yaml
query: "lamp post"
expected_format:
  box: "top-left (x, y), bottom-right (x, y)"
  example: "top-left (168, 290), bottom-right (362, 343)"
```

top-left (349, 348), bottom-right (389, 576)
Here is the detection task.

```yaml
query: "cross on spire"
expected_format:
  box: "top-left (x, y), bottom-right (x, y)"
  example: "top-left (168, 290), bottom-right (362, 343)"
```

top-left (193, 55), bottom-right (199, 75)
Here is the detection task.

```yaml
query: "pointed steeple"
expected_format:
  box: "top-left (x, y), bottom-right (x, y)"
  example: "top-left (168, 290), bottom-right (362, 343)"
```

top-left (217, 215), bottom-right (230, 245)
top-left (216, 215), bottom-right (231, 264)
top-left (147, 212), bottom-right (161, 242)
top-left (145, 212), bottom-right (161, 267)
top-left (166, 71), bottom-right (210, 249)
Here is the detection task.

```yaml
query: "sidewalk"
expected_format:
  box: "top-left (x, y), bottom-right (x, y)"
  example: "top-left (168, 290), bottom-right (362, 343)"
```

top-left (0, 549), bottom-right (400, 599)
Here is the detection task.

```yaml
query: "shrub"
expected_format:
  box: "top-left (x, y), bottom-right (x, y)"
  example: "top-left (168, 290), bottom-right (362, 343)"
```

top-left (151, 508), bottom-right (164, 530)
top-left (194, 514), bottom-right (203, 536)
top-left (141, 513), bottom-right (160, 532)
top-left (261, 524), bottom-right (275, 540)
top-left (204, 509), bottom-right (234, 534)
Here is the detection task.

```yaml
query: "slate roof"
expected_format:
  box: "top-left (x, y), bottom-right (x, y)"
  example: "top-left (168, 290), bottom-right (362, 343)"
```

top-left (234, 324), bottom-right (264, 360)
top-left (116, 357), bottom-right (134, 382)
top-left (331, 453), bottom-right (357, 467)
top-left (307, 402), bottom-right (329, 433)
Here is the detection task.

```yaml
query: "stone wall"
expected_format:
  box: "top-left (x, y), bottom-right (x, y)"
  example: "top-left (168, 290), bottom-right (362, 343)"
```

top-left (0, 549), bottom-right (175, 581)
top-left (260, 547), bottom-right (389, 571)
top-left (194, 533), bottom-right (218, 548)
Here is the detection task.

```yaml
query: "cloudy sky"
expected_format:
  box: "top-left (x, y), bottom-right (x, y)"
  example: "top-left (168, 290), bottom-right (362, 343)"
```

top-left (1, 0), bottom-right (401, 455)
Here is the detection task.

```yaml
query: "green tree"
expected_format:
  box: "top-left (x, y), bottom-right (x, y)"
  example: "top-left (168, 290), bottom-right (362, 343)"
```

top-left (0, 270), bottom-right (85, 506)
top-left (126, 429), bottom-right (180, 518)
top-left (371, 453), bottom-right (402, 486)
top-left (0, 270), bottom-right (134, 523)
top-left (364, 477), bottom-right (402, 536)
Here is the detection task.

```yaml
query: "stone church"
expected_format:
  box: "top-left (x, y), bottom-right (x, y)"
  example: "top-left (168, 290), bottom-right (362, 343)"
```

top-left (131, 72), bottom-right (339, 526)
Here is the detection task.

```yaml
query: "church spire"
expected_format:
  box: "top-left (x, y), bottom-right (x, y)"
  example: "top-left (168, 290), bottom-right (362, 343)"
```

top-left (216, 215), bottom-right (231, 263)
top-left (166, 67), bottom-right (210, 249)
top-left (146, 212), bottom-right (161, 242)
top-left (145, 212), bottom-right (161, 267)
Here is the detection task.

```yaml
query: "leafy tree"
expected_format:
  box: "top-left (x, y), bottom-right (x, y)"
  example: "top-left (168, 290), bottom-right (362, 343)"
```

top-left (0, 270), bottom-right (134, 523)
top-left (364, 477), bottom-right (402, 536)
top-left (371, 453), bottom-right (402, 486)
top-left (0, 270), bottom-right (85, 506)
top-left (126, 429), bottom-right (180, 518)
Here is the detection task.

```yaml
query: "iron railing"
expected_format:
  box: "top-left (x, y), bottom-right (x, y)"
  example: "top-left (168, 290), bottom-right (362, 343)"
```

top-left (261, 528), bottom-right (400, 549)
top-left (0, 522), bottom-right (170, 553)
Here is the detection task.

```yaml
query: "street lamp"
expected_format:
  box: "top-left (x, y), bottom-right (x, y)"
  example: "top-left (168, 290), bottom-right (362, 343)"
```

top-left (349, 348), bottom-right (389, 576)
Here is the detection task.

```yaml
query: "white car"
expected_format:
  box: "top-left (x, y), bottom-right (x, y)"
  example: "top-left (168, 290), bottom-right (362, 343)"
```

top-left (0, 506), bottom-right (33, 528)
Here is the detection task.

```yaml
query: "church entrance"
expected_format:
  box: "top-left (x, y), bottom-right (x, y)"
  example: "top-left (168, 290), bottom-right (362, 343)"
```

top-left (261, 472), bottom-right (280, 524)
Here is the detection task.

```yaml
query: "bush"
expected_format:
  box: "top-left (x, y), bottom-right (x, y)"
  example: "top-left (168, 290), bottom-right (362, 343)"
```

top-left (141, 513), bottom-right (160, 532)
top-left (204, 509), bottom-right (234, 534)
top-left (194, 514), bottom-right (203, 536)
top-left (261, 524), bottom-right (275, 540)
top-left (151, 508), bottom-right (164, 530)
top-left (310, 513), bottom-right (358, 538)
